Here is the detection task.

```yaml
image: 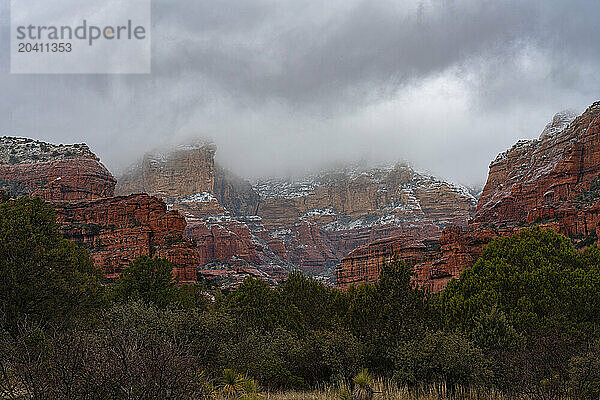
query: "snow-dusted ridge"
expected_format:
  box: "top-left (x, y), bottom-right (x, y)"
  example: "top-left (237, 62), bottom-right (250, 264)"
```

top-left (492, 111), bottom-right (578, 166)
top-left (0, 136), bottom-right (98, 164)
top-left (253, 162), bottom-right (476, 204)
top-left (539, 110), bottom-right (577, 140)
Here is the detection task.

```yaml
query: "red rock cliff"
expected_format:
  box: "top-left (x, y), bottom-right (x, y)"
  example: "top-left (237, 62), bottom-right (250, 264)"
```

top-left (255, 164), bottom-right (476, 276)
top-left (0, 137), bottom-right (115, 200)
top-left (116, 143), bottom-right (217, 199)
top-left (54, 194), bottom-right (199, 282)
top-left (336, 102), bottom-right (600, 291)
top-left (116, 145), bottom-right (476, 283)
top-left (1, 137), bottom-right (200, 282)
top-left (474, 104), bottom-right (600, 233)
top-left (0, 159), bottom-right (116, 201)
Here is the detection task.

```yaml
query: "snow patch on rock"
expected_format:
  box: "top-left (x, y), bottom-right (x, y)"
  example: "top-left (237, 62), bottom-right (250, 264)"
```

top-left (178, 192), bottom-right (217, 203)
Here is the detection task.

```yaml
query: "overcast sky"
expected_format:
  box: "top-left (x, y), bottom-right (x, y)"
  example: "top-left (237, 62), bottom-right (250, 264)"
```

top-left (1, 0), bottom-right (600, 185)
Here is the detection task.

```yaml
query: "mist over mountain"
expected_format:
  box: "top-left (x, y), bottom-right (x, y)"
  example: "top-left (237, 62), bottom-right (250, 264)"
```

top-left (3, 0), bottom-right (600, 186)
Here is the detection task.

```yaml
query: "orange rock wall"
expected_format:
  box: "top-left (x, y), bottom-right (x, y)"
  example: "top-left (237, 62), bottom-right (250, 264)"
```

top-left (0, 159), bottom-right (116, 201)
top-left (336, 102), bottom-right (600, 291)
top-left (54, 194), bottom-right (199, 282)
top-left (116, 145), bottom-right (216, 199)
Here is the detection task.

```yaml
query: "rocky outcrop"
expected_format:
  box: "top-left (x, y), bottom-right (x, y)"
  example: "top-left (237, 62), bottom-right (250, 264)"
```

top-left (54, 194), bottom-right (199, 282)
top-left (214, 166), bottom-right (260, 216)
top-left (254, 166), bottom-right (475, 228)
top-left (116, 143), bottom-right (217, 200)
top-left (0, 137), bottom-right (116, 201)
top-left (335, 236), bottom-right (441, 289)
top-left (1, 137), bottom-right (201, 282)
top-left (0, 159), bottom-right (116, 201)
top-left (254, 164), bottom-right (477, 276)
top-left (185, 218), bottom-right (261, 265)
top-left (336, 227), bottom-right (490, 291)
top-left (336, 102), bottom-right (600, 291)
top-left (117, 152), bottom-right (287, 283)
top-left (118, 145), bottom-right (476, 283)
top-left (0, 137), bottom-right (98, 164)
top-left (474, 104), bottom-right (600, 230)
top-left (336, 219), bottom-right (563, 292)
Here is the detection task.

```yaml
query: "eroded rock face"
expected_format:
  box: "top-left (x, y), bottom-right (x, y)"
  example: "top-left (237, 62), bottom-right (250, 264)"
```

top-left (475, 104), bottom-right (600, 230)
top-left (116, 143), bottom-right (217, 199)
top-left (1, 137), bottom-right (200, 282)
top-left (254, 165), bottom-right (477, 276)
top-left (336, 102), bottom-right (600, 291)
top-left (118, 145), bottom-right (476, 283)
top-left (0, 159), bottom-right (116, 201)
top-left (117, 150), bottom-right (288, 284)
top-left (54, 194), bottom-right (199, 282)
top-left (0, 137), bottom-right (116, 201)
top-left (336, 226), bottom-right (487, 291)
top-left (335, 236), bottom-right (441, 289)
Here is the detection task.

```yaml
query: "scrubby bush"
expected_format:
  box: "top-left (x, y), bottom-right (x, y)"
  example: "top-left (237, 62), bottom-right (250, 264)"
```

top-left (441, 228), bottom-right (600, 396)
top-left (0, 197), bottom-right (104, 332)
top-left (392, 331), bottom-right (491, 391)
top-left (352, 369), bottom-right (374, 400)
top-left (568, 341), bottom-right (600, 399)
top-left (221, 277), bottom-right (302, 333)
top-left (111, 256), bottom-right (211, 310)
top-left (111, 256), bottom-right (180, 308)
top-left (221, 328), bottom-right (308, 390)
top-left (0, 301), bottom-right (208, 400)
top-left (441, 228), bottom-right (600, 338)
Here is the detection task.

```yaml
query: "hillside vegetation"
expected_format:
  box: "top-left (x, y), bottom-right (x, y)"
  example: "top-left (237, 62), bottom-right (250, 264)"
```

top-left (2, 197), bottom-right (600, 399)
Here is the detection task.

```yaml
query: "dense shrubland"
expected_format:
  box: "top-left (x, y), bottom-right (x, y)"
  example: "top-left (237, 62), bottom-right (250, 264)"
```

top-left (2, 197), bottom-right (600, 399)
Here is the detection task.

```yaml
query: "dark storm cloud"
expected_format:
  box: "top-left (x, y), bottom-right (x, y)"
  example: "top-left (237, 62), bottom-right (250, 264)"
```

top-left (1, 0), bottom-right (600, 185)
top-left (150, 0), bottom-right (539, 108)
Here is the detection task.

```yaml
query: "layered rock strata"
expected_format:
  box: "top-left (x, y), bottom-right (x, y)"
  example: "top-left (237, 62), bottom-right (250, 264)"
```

top-left (253, 164), bottom-right (476, 276)
top-left (116, 143), bottom-right (217, 199)
top-left (54, 194), bottom-right (199, 282)
top-left (0, 137), bottom-right (200, 282)
top-left (0, 137), bottom-right (115, 201)
top-left (337, 103), bottom-right (600, 291)
top-left (117, 145), bottom-right (477, 283)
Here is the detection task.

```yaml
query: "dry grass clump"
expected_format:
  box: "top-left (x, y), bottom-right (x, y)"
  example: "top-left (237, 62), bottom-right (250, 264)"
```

top-left (264, 378), bottom-right (508, 400)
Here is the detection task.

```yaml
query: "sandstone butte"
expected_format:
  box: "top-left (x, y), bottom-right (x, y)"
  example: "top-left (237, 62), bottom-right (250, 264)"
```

top-left (116, 143), bottom-right (478, 285)
top-left (336, 102), bottom-right (600, 291)
top-left (115, 144), bottom-right (275, 287)
top-left (0, 137), bottom-right (199, 283)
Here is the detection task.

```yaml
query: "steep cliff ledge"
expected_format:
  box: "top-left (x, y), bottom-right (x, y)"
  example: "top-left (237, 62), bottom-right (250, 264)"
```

top-left (0, 137), bottom-right (115, 201)
top-left (54, 194), bottom-right (199, 282)
top-left (336, 102), bottom-right (600, 291)
top-left (0, 137), bottom-right (200, 282)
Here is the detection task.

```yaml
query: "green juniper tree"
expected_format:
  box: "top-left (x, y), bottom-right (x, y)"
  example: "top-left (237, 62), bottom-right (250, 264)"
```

top-left (0, 197), bottom-right (103, 331)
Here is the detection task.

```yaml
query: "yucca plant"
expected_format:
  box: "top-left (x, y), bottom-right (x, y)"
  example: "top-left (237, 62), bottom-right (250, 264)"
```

top-left (219, 369), bottom-right (246, 399)
top-left (240, 377), bottom-right (264, 399)
top-left (352, 369), bottom-right (374, 400)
